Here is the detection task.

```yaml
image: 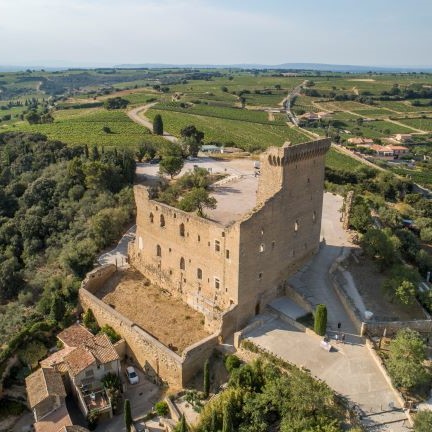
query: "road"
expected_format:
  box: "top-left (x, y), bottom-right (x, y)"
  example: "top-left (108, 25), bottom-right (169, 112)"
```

top-left (98, 225), bottom-right (136, 268)
top-left (127, 104), bottom-right (178, 143)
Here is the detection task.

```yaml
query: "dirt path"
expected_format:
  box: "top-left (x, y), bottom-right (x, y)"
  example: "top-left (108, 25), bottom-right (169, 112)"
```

top-left (267, 111), bottom-right (275, 121)
top-left (127, 103), bottom-right (178, 143)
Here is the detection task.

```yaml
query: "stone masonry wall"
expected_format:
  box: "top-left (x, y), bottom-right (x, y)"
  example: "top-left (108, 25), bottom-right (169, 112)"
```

top-left (362, 320), bottom-right (432, 337)
top-left (79, 267), bottom-right (218, 388)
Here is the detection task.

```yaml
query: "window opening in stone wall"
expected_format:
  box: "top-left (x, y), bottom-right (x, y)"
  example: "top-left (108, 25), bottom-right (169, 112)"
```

top-left (214, 278), bottom-right (220, 289)
top-left (258, 272), bottom-right (263, 280)
top-left (313, 211), bottom-right (316, 223)
top-left (180, 257), bottom-right (185, 270)
top-left (226, 250), bottom-right (230, 259)
top-left (215, 240), bottom-right (220, 252)
top-left (149, 212), bottom-right (154, 223)
top-left (156, 245), bottom-right (162, 257)
top-left (179, 223), bottom-right (185, 237)
top-left (197, 268), bottom-right (202, 279)
top-left (261, 228), bottom-right (264, 236)
top-left (259, 243), bottom-right (265, 253)
top-left (222, 232), bottom-right (225, 237)
top-left (138, 237), bottom-right (143, 250)
top-left (160, 214), bottom-right (165, 227)
top-left (272, 241), bottom-right (275, 250)
top-left (294, 220), bottom-right (299, 232)
top-left (198, 235), bottom-right (201, 242)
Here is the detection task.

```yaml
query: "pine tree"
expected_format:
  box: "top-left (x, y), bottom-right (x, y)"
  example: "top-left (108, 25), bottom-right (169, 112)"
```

top-left (124, 399), bottom-right (132, 432)
top-left (91, 145), bottom-right (100, 160)
top-left (203, 359), bottom-right (210, 398)
top-left (153, 114), bottom-right (164, 135)
top-left (314, 304), bottom-right (327, 336)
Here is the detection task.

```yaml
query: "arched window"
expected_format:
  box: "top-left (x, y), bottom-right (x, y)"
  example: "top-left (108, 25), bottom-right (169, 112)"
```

top-left (294, 220), bottom-right (299, 232)
top-left (259, 243), bottom-right (265, 253)
top-left (156, 245), bottom-right (161, 257)
top-left (138, 237), bottom-right (143, 250)
top-left (197, 268), bottom-right (202, 279)
top-left (180, 257), bottom-right (185, 270)
top-left (312, 211), bottom-right (316, 223)
top-left (149, 212), bottom-right (154, 223)
top-left (179, 223), bottom-right (185, 237)
top-left (160, 214), bottom-right (165, 227)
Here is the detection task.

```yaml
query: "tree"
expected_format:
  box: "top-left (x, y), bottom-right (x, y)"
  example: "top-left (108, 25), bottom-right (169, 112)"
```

top-left (203, 359), bottom-right (210, 398)
top-left (102, 126), bottom-right (112, 134)
top-left (124, 399), bottom-right (132, 432)
top-left (394, 280), bottom-right (416, 305)
top-left (314, 304), bottom-right (327, 336)
top-left (153, 114), bottom-right (164, 135)
top-left (179, 188), bottom-right (217, 217)
top-left (382, 264), bottom-right (421, 304)
top-left (222, 399), bottom-right (234, 432)
top-left (224, 355), bottom-right (241, 373)
top-left (387, 328), bottom-right (428, 389)
top-left (414, 410), bottom-right (432, 432)
top-left (180, 125), bottom-right (204, 144)
top-left (177, 414), bottom-right (189, 432)
top-left (49, 294), bottom-right (66, 323)
top-left (159, 156), bottom-right (184, 179)
top-left (26, 111), bottom-right (41, 124)
top-left (181, 136), bottom-right (201, 158)
top-left (349, 198), bottom-right (372, 232)
top-left (361, 228), bottom-right (399, 271)
top-left (104, 97), bottom-right (129, 110)
top-left (136, 142), bottom-right (156, 162)
top-left (420, 227), bottom-right (432, 244)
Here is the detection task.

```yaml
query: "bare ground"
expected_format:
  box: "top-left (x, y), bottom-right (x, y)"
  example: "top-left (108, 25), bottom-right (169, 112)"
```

top-left (95, 269), bottom-right (210, 353)
top-left (346, 255), bottom-right (426, 321)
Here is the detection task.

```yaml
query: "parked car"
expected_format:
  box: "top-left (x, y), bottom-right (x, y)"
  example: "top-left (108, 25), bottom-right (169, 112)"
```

top-left (126, 366), bottom-right (139, 384)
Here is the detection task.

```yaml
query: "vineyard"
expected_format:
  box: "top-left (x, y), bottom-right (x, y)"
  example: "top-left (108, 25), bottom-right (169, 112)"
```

top-left (146, 108), bottom-right (309, 151)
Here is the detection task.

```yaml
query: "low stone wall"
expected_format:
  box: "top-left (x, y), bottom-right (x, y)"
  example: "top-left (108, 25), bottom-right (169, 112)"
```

top-left (113, 339), bottom-right (126, 360)
top-left (83, 265), bottom-right (117, 294)
top-left (79, 265), bottom-right (218, 388)
top-left (362, 320), bottom-right (432, 337)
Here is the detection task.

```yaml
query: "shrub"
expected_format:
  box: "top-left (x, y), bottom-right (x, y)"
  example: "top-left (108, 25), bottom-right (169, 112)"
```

top-left (82, 309), bottom-right (100, 334)
top-left (100, 324), bottom-right (121, 344)
top-left (314, 304), bottom-right (327, 336)
top-left (224, 355), bottom-right (241, 373)
top-left (414, 410), bottom-right (432, 432)
top-left (155, 400), bottom-right (169, 416)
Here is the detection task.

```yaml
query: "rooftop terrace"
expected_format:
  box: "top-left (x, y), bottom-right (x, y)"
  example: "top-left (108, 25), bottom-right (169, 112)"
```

top-left (136, 157), bottom-right (258, 225)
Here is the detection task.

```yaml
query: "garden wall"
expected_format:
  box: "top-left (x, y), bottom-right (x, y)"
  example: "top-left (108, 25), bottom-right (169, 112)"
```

top-left (79, 265), bottom-right (218, 388)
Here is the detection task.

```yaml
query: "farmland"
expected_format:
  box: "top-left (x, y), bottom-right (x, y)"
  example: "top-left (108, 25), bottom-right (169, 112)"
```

top-left (325, 147), bottom-right (364, 171)
top-left (1, 108), bottom-right (167, 148)
top-left (146, 108), bottom-right (309, 151)
top-left (397, 117), bottom-right (432, 132)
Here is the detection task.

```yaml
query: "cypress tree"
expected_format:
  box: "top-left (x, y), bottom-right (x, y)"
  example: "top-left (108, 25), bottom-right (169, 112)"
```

top-left (124, 399), bottom-right (132, 432)
top-left (222, 400), bottom-right (233, 432)
top-left (314, 304), bottom-right (327, 336)
top-left (153, 114), bottom-right (164, 135)
top-left (178, 414), bottom-right (188, 432)
top-left (203, 359), bottom-right (210, 398)
top-left (210, 409), bottom-right (217, 432)
top-left (91, 145), bottom-right (100, 160)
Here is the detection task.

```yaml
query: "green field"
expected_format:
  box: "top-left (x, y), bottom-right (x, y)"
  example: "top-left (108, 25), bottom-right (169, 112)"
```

top-left (1, 108), bottom-right (167, 148)
top-left (146, 108), bottom-right (309, 150)
top-left (153, 102), bottom-right (286, 125)
top-left (325, 147), bottom-right (364, 171)
top-left (397, 117), bottom-right (432, 131)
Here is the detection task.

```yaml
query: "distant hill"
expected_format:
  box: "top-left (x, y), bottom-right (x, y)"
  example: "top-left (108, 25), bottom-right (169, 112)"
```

top-left (1, 63), bottom-right (432, 73)
top-left (114, 63), bottom-right (432, 73)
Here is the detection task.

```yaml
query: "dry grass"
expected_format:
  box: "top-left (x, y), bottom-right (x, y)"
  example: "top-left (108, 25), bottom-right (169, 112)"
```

top-left (95, 269), bottom-right (210, 353)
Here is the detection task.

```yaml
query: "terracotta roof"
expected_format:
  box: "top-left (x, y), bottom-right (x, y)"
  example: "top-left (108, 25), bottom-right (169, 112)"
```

top-left (26, 368), bottom-right (66, 408)
top-left (388, 145), bottom-right (409, 151)
top-left (34, 404), bottom-right (72, 432)
top-left (64, 346), bottom-right (95, 376)
top-left (62, 426), bottom-right (91, 432)
top-left (57, 324), bottom-right (94, 348)
top-left (64, 334), bottom-right (119, 376)
top-left (40, 346), bottom-right (76, 373)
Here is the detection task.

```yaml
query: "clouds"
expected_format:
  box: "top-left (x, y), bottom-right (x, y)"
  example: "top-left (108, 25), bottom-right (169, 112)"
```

top-left (0, 0), bottom-right (430, 67)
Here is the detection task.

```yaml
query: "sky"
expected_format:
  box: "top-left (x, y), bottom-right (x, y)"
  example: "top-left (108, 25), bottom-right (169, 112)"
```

top-left (0, 0), bottom-right (431, 67)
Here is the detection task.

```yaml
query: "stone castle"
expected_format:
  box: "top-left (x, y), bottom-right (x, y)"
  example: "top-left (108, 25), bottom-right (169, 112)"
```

top-left (129, 138), bottom-right (331, 337)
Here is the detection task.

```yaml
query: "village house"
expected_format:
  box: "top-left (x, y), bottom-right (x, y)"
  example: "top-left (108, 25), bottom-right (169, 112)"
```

top-left (369, 144), bottom-right (409, 158)
top-left (347, 137), bottom-right (374, 146)
top-left (26, 323), bottom-right (120, 430)
top-left (394, 133), bottom-right (413, 143)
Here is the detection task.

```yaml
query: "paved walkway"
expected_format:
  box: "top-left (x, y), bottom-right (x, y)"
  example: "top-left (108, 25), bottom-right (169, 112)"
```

top-left (98, 225), bottom-right (136, 268)
top-left (244, 193), bottom-right (411, 431)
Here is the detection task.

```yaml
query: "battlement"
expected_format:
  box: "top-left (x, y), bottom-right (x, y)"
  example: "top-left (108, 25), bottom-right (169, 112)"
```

top-left (264, 138), bottom-right (331, 166)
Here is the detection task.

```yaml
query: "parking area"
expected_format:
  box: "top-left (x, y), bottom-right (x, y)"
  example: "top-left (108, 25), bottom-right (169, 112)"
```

top-left (95, 365), bottom-right (163, 432)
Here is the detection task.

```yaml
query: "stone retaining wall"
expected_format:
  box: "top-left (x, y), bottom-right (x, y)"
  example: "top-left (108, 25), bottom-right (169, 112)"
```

top-left (79, 265), bottom-right (218, 388)
top-left (362, 320), bottom-right (432, 337)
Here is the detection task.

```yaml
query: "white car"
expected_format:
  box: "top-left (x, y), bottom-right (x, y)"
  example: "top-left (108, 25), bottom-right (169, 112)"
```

top-left (126, 366), bottom-right (139, 384)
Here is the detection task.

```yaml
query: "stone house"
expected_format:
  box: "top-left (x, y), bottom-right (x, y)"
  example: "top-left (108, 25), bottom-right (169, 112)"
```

top-left (26, 367), bottom-right (67, 422)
